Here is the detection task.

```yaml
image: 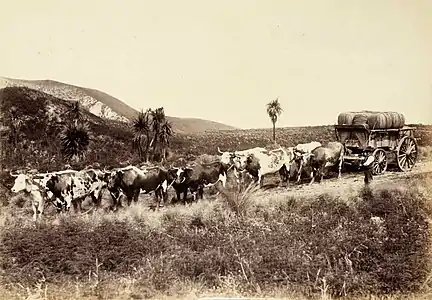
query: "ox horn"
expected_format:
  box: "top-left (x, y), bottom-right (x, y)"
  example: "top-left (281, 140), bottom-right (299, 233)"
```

top-left (9, 171), bottom-right (19, 177)
top-left (217, 147), bottom-right (224, 154)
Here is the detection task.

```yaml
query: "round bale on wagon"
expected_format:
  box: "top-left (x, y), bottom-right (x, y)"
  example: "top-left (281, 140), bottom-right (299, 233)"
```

top-left (337, 111), bottom-right (405, 129)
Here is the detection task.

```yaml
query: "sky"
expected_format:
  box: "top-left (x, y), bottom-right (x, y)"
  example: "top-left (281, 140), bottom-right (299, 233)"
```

top-left (0, 0), bottom-right (431, 129)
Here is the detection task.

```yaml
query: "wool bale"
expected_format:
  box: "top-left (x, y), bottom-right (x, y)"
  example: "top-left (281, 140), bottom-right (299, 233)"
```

top-left (388, 112), bottom-right (405, 129)
top-left (352, 112), bottom-right (372, 125)
top-left (337, 111), bottom-right (405, 129)
top-left (337, 112), bottom-right (357, 125)
top-left (367, 112), bottom-right (395, 129)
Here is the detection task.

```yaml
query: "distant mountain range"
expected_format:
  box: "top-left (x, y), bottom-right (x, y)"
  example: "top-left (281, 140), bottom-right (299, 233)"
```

top-left (0, 76), bottom-right (238, 134)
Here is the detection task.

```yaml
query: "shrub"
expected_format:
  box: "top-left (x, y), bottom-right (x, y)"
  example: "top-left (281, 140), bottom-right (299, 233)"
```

top-left (0, 176), bottom-right (430, 298)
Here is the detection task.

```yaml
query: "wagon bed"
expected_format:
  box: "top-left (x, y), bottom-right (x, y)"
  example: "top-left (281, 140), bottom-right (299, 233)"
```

top-left (335, 124), bottom-right (418, 175)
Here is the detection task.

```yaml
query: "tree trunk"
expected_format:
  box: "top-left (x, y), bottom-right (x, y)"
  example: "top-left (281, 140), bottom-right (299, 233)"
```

top-left (272, 122), bottom-right (276, 143)
top-left (162, 147), bottom-right (166, 162)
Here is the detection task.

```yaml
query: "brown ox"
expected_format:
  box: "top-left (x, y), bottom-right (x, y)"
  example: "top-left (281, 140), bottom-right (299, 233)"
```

top-left (308, 141), bottom-right (345, 184)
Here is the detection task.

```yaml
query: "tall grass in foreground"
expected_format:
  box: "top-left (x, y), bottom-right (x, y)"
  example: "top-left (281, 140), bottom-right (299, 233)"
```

top-left (0, 174), bottom-right (431, 300)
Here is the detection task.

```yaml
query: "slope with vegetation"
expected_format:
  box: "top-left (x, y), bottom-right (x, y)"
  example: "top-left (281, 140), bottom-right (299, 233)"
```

top-left (0, 173), bottom-right (431, 299)
top-left (0, 86), bottom-right (135, 172)
top-left (0, 76), bottom-right (238, 133)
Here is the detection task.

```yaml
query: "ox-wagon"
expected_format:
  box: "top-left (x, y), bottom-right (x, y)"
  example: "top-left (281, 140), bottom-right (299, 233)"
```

top-left (334, 112), bottom-right (418, 175)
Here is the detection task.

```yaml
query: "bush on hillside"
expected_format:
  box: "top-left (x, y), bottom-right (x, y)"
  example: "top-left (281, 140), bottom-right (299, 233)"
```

top-left (0, 177), bottom-right (430, 297)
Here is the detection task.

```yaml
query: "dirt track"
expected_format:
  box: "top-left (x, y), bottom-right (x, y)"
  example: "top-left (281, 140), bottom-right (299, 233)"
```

top-left (255, 160), bottom-right (432, 200)
top-left (136, 160), bottom-right (432, 207)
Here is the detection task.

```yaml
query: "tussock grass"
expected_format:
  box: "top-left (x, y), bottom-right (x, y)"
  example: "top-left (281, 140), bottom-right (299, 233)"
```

top-left (0, 174), bottom-right (431, 299)
top-left (419, 146), bottom-right (432, 161)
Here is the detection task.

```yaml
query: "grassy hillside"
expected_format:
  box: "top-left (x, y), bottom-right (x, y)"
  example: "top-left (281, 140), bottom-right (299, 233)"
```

top-left (0, 86), bottom-right (135, 172)
top-left (0, 173), bottom-right (431, 299)
top-left (0, 77), bottom-right (238, 133)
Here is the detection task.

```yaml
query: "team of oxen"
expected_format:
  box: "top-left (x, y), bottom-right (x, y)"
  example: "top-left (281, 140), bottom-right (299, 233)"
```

top-left (9, 140), bottom-right (354, 221)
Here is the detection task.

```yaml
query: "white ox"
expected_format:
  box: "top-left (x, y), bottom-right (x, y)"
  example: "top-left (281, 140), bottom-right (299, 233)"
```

top-left (232, 146), bottom-right (294, 187)
top-left (10, 173), bottom-right (48, 221)
top-left (218, 146), bottom-right (268, 184)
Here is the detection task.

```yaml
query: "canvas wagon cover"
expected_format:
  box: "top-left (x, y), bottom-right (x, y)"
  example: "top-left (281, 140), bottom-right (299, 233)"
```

top-left (337, 126), bottom-right (369, 149)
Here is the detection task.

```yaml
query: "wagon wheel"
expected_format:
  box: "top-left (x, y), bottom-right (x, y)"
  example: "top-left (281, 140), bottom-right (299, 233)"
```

top-left (371, 148), bottom-right (387, 175)
top-left (396, 136), bottom-right (418, 172)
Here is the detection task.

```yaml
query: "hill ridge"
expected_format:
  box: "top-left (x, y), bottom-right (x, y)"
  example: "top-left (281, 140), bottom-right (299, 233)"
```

top-left (0, 76), bottom-right (238, 134)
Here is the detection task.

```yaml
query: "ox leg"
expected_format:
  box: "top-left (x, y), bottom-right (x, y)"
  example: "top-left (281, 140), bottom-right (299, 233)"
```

top-left (54, 199), bottom-right (63, 214)
top-left (162, 190), bottom-right (168, 207)
top-left (309, 168), bottom-right (316, 185)
top-left (64, 195), bottom-right (73, 212)
top-left (38, 199), bottom-right (44, 221)
top-left (320, 166), bottom-right (325, 184)
top-left (32, 203), bottom-right (37, 222)
top-left (257, 169), bottom-right (262, 187)
top-left (125, 191), bottom-right (134, 206)
top-left (338, 157), bottom-right (343, 179)
top-left (183, 189), bottom-right (188, 205)
top-left (297, 162), bottom-right (303, 184)
top-left (198, 186), bottom-right (204, 200)
top-left (72, 199), bottom-right (79, 213)
top-left (133, 190), bottom-right (140, 203)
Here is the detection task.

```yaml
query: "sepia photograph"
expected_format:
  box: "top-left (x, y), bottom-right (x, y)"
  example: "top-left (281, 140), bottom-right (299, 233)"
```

top-left (0, 0), bottom-right (431, 299)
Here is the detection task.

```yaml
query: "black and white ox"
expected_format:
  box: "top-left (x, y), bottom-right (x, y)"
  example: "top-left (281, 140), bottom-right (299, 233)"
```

top-left (43, 168), bottom-right (108, 213)
top-left (174, 161), bottom-right (231, 202)
top-left (106, 165), bottom-right (182, 208)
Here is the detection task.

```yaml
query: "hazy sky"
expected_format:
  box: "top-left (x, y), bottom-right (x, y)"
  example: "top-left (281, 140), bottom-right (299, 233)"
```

top-left (1, 0), bottom-right (431, 128)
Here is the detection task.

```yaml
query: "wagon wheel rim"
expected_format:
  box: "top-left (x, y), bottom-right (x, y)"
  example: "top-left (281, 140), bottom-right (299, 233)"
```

top-left (397, 136), bottom-right (418, 172)
top-left (371, 149), bottom-right (387, 175)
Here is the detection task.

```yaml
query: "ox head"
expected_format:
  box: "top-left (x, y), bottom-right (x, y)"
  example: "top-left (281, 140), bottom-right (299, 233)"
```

top-left (167, 167), bottom-right (185, 184)
top-left (235, 153), bottom-right (254, 170)
top-left (10, 172), bottom-right (33, 193)
top-left (101, 168), bottom-right (113, 183)
top-left (218, 147), bottom-right (238, 165)
top-left (107, 170), bottom-right (124, 191)
top-left (45, 174), bottom-right (60, 192)
top-left (174, 167), bottom-right (194, 184)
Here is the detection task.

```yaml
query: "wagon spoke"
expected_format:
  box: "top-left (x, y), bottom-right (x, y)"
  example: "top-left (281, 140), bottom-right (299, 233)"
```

top-left (407, 156), bottom-right (415, 168)
top-left (406, 141), bottom-right (415, 154)
top-left (399, 156), bottom-right (407, 168)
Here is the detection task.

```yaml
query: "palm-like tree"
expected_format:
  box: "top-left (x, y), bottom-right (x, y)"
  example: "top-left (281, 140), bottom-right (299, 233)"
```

top-left (66, 100), bottom-right (84, 122)
top-left (266, 98), bottom-right (283, 143)
top-left (158, 120), bottom-right (173, 162)
top-left (59, 120), bottom-right (91, 163)
top-left (132, 109), bottom-right (151, 161)
top-left (149, 107), bottom-right (166, 157)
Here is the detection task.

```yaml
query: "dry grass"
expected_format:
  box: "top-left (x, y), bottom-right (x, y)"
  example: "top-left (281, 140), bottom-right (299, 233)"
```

top-left (0, 174), bottom-right (431, 300)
